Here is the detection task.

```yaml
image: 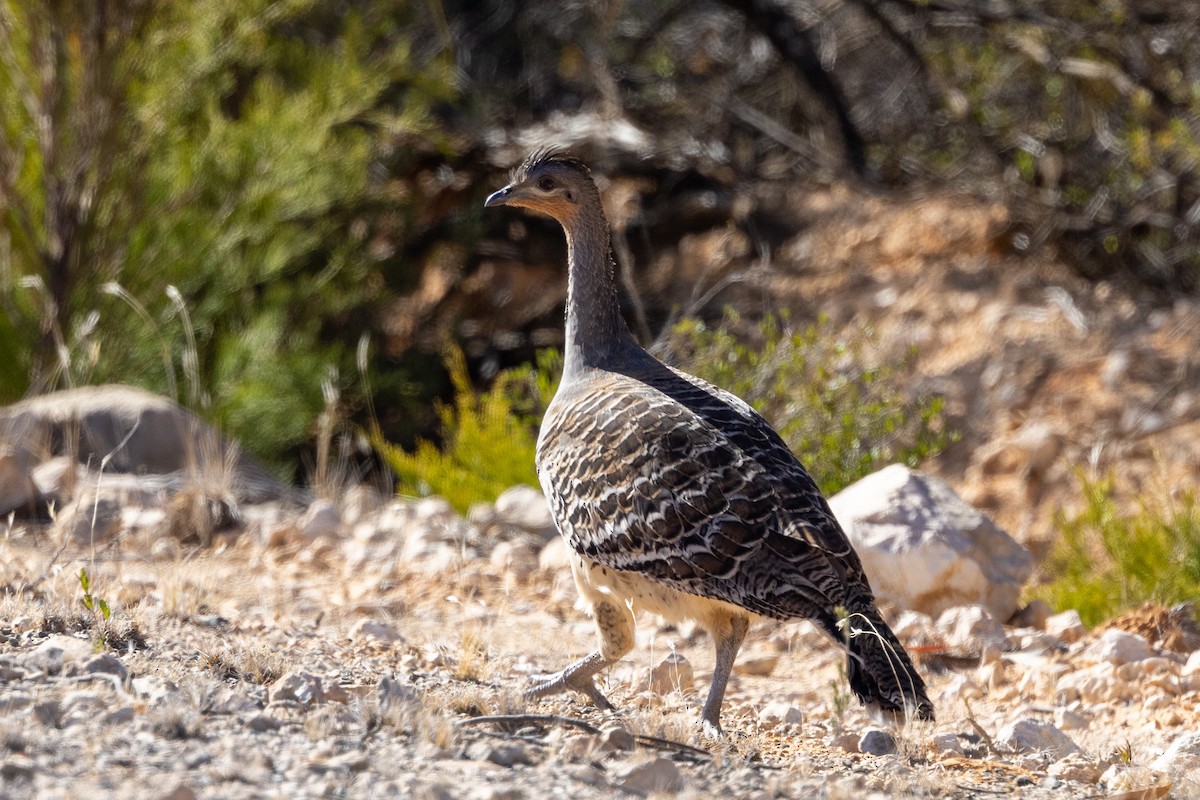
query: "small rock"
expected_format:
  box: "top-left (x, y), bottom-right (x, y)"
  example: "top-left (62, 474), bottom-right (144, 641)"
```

top-left (1084, 629), bottom-right (1153, 665)
top-left (733, 653), bottom-right (779, 677)
top-left (490, 540), bottom-right (539, 582)
top-left (465, 740), bottom-right (534, 767)
top-left (936, 604), bottom-right (1008, 650)
top-left (1045, 610), bottom-right (1086, 643)
top-left (299, 499), bottom-right (342, 538)
top-left (758, 701), bottom-right (803, 728)
top-left (1056, 663), bottom-right (1129, 704)
top-left (62, 690), bottom-right (104, 713)
top-left (0, 691), bottom-right (33, 712)
top-left (829, 731), bottom-right (860, 752)
top-left (859, 729), bottom-right (898, 756)
top-left (1053, 706), bottom-right (1090, 731)
top-left (53, 492), bottom-right (122, 544)
top-left (80, 652), bottom-right (128, 682)
top-left (159, 784), bottom-right (198, 800)
top-left (597, 726), bottom-right (636, 752)
top-left (413, 496), bottom-right (457, 523)
top-left (24, 634), bottom-right (94, 675)
top-left (270, 671), bottom-right (325, 706)
top-left (538, 537), bottom-right (573, 573)
top-left (0, 755), bottom-right (36, 781)
top-left (103, 706), bottom-right (136, 726)
top-left (341, 484), bottom-right (386, 524)
top-left (493, 485), bottom-right (556, 540)
top-left (349, 618), bottom-right (404, 643)
top-left (376, 675), bottom-right (421, 710)
top-left (0, 663), bottom-right (27, 682)
top-left (997, 718), bottom-right (1080, 759)
top-left (245, 713), bottom-right (284, 732)
top-left (309, 750), bottom-right (370, 774)
top-left (928, 733), bottom-right (964, 757)
top-left (1047, 752), bottom-right (1106, 784)
top-left (1150, 731), bottom-right (1200, 780)
top-left (612, 756), bottom-right (682, 795)
top-left (132, 676), bottom-right (178, 705)
top-left (648, 652), bottom-right (693, 693)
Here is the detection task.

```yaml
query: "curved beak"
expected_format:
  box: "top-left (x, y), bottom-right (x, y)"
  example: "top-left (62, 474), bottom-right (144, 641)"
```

top-left (484, 185), bottom-right (514, 208)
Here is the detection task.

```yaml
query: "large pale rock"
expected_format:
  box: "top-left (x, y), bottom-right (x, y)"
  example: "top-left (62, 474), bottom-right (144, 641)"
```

top-left (0, 385), bottom-right (288, 505)
top-left (830, 464), bottom-right (1033, 620)
top-left (1150, 731), bottom-right (1200, 780)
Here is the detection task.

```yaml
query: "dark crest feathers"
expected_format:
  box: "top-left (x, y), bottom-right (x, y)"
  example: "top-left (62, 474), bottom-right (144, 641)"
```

top-left (513, 147), bottom-right (590, 181)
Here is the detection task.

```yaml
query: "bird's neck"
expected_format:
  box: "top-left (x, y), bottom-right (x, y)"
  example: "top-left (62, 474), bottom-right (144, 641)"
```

top-left (562, 209), bottom-right (637, 375)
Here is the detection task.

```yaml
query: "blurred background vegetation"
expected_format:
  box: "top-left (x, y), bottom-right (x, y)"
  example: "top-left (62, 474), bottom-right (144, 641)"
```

top-left (2, 0), bottom-right (1198, 494)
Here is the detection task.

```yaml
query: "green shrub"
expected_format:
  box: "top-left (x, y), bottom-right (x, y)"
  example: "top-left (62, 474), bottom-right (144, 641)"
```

top-left (660, 311), bottom-right (952, 495)
top-left (375, 347), bottom-right (561, 513)
top-left (1031, 473), bottom-right (1200, 627)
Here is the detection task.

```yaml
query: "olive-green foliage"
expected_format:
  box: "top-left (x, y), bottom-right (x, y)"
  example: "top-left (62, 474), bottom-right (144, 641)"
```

top-left (660, 312), bottom-right (951, 495)
top-left (1033, 473), bottom-right (1200, 627)
top-left (376, 348), bottom-right (561, 514)
top-left (0, 0), bottom-right (458, 476)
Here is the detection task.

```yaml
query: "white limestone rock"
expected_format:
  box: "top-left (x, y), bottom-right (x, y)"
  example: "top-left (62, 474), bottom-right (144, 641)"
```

top-left (997, 718), bottom-right (1080, 760)
top-left (1082, 629), bottom-right (1153, 666)
top-left (1150, 731), bottom-right (1200, 781)
top-left (830, 465), bottom-right (1033, 620)
top-left (1044, 610), bottom-right (1086, 643)
top-left (936, 604), bottom-right (1009, 651)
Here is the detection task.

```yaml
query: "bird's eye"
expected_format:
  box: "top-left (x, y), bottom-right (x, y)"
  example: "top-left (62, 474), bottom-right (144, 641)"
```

top-left (538, 176), bottom-right (555, 191)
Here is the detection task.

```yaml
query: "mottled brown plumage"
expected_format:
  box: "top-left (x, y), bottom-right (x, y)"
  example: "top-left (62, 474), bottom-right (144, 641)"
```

top-left (485, 150), bottom-right (934, 734)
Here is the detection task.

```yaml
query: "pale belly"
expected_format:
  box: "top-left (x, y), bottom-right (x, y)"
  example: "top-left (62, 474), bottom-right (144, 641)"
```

top-left (571, 553), bottom-right (756, 631)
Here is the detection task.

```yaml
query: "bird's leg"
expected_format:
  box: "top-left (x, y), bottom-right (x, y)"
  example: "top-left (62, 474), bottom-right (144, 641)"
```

top-left (700, 613), bottom-right (750, 738)
top-left (527, 650), bottom-right (615, 709)
top-left (528, 594), bottom-right (634, 711)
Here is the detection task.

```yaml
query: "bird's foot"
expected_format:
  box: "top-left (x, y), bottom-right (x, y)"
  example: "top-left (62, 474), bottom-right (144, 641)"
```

top-left (700, 717), bottom-right (725, 741)
top-left (527, 669), bottom-right (614, 710)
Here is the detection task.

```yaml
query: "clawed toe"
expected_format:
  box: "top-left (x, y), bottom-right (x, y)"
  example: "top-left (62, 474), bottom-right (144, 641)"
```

top-left (527, 671), bottom-right (614, 710)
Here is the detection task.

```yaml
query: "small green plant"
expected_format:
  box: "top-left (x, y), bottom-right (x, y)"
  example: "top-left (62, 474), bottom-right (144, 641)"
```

top-left (78, 566), bottom-right (111, 650)
top-left (1031, 472), bottom-right (1200, 626)
top-left (660, 311), bottom-right (953, 494)
top-left (375, 347), bottom-right (561, 513)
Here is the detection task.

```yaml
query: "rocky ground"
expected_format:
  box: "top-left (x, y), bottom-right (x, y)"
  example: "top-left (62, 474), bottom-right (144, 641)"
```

top-left (2, 486), bottom-right (1199, 800)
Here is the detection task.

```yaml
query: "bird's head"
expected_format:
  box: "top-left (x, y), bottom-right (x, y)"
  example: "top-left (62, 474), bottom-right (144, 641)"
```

top-left (484, 149), bottom-right (596, 224)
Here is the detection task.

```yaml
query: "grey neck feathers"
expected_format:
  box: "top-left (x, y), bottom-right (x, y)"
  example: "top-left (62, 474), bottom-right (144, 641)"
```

top-left (562, 192), bottom-right (638, 375)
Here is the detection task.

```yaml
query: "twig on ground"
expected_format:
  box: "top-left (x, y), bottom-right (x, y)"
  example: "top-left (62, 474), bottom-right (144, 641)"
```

top-left (457, 713), bottom-right (713, 762)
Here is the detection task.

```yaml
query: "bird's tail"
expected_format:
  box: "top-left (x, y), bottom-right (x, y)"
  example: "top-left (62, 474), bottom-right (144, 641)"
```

top-left (834, 604), bottom-right (935, 722)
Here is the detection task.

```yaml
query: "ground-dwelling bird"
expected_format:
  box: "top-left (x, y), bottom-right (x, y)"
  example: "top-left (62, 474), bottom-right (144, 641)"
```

top-left (485, 149), bottom-right (935, 735)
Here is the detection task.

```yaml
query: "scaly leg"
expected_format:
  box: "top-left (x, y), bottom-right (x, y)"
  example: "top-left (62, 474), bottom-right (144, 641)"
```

top-left (700, 613), bottom-right (750, 738)
top-left (528, 592), bottom-right (635, 711)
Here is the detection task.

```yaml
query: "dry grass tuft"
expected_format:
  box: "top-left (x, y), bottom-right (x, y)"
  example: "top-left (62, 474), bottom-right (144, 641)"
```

top-left (199, 642), bottom-right (284, 685)
top-left (161, 488), bottom-right (242, 548)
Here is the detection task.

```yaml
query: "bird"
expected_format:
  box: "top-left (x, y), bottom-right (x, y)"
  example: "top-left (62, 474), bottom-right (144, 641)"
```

top-left (484, 149), bottom-right (934, 735)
